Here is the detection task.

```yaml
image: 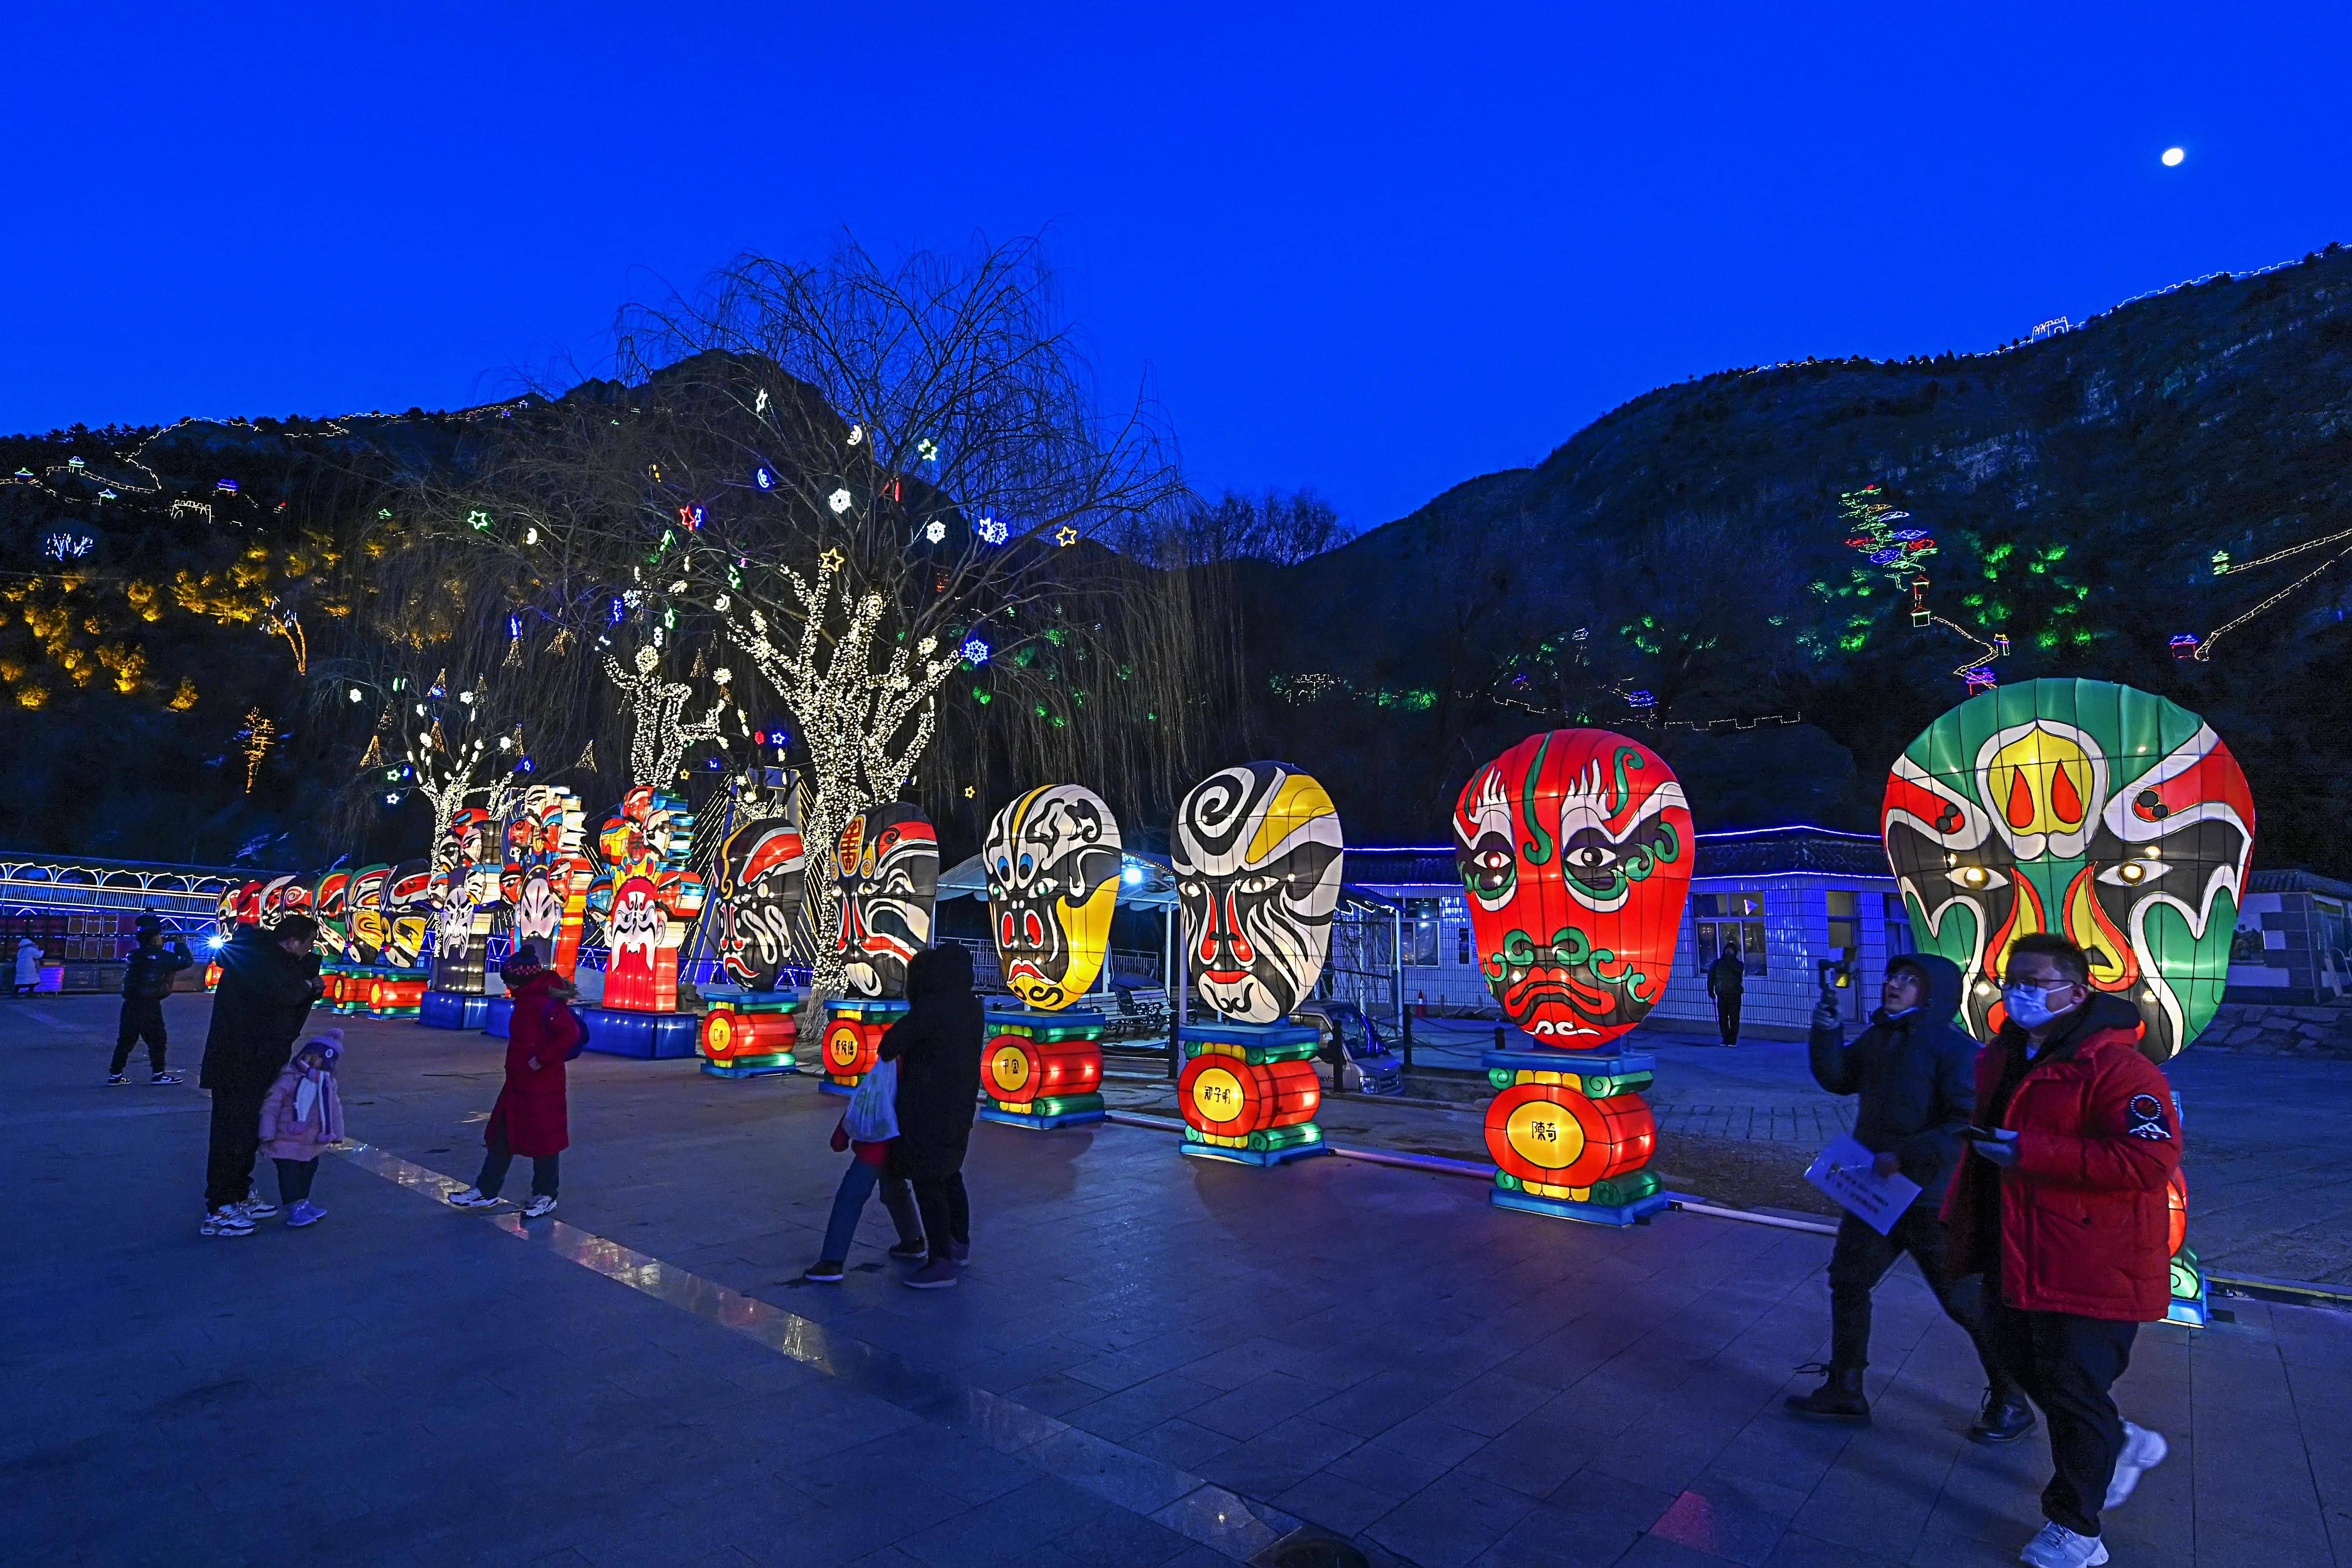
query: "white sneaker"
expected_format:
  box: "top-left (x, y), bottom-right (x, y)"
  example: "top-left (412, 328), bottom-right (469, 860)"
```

top-left (2019, 1520), bottom-right (2108, 1567)
top-left (2104, 1421), bottom-right (2168, 1511)
top-left (238, 1194), bottom-right (279, 1220)
top-left (521, 1195), bottom-right (558, 1219)
top-left (201, 1207), bottom-right (255, 1238)
top-left (447, 1187), bottom-right (503, 1210)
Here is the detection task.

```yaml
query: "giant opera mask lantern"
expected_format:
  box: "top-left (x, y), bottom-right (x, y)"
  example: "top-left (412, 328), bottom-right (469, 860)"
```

top-left (1173, 763), bottom-right (1344, 1025)
top-left (502, 784), bottom-right (592, 977)
top-left (1454, 730), bottom-right (1695, 1048)
top-left (834, 804), bottom-right (939, 999)
top-left (1883, 678), bottom-right (2254, 1062)
top-left (589, 785), bottom-right (706, 1013)
top-left (986, 784), bottom-right (1123, 1011)
top-left (717, 803), bottom-right (809, 993)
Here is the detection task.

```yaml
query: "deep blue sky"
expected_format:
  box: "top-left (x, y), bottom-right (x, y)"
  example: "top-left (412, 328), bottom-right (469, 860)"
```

top-left (4, 3), bottom-right (2344, 528)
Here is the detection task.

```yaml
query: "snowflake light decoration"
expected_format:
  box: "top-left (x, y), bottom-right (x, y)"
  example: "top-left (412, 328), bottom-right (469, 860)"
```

top-left (828, 488), bottom-right (853, 514)
top-left (960, 636), bottom-right (991, 664)
top-left (976, 516), bottom-right (1007, 546)
top-left (923, 520), bottom-right (947, 544)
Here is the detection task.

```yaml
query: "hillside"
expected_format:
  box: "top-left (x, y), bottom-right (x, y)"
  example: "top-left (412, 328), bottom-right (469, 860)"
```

top-left (5, 246), bottom-right (2351, 876)
top-left (1245, 245), bottom-right (2352, 874)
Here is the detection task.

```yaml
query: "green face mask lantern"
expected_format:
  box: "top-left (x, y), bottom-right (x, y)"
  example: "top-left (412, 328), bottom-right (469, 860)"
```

top-left (1881, 678), bottom-right (2255, 1061)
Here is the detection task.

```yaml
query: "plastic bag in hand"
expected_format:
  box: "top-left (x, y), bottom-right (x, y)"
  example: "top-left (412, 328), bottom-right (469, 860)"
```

top-left (841, 1058), bottom-right (900, 1143)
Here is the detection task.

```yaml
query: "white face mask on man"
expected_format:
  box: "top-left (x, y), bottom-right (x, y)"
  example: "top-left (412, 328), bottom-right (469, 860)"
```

top-left (2001, 981), bottom-right (2077, 1030)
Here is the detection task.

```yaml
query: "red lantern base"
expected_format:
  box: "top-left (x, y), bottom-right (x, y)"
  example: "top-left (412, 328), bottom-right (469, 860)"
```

top-left (1482, 1045), bottom-right (1664, 1228)
top-left (819, 998), bottom-right (908, 1094)
top-left (979, 1007), bottom-right (1108, 1128)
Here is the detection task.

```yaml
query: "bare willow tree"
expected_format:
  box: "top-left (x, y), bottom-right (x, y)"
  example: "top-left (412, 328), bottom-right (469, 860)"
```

top-left (419, 237), bottom-right (1198, 999)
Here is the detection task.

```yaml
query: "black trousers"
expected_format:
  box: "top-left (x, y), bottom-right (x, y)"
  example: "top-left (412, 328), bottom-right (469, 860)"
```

top-left (475, 1125), bottom-right (559, 1199)
top-left (1828, 1208), bottom-right (2014, 1397)
top-left (204, 1084), bottom-right (270, 1211)
top-left (1987, 1295), bottom-right (2139, 1537)
top-left (1714, 993), bottom-right (1741, 1043)
top-left (912, 1171), bottom-right (970, 1263)
top-left (274, 1157), bottom-right (318, 1203)
top-left (112, 998), bottom-right (169, 1075)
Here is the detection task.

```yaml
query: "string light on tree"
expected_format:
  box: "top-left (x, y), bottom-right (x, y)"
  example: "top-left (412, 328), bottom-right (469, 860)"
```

top-left (237, 709), bottom-right (278, 793)
top-left (602, 644), bottom-right (730, 787)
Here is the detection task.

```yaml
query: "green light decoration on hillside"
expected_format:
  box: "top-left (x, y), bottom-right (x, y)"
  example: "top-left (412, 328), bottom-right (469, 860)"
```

top-left (1881, 678), bottom-right (2254, 1063)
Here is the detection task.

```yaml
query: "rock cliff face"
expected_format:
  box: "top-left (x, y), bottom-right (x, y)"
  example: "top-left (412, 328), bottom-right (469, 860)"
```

top-left (1244, 246), bottom-right (2352, 873)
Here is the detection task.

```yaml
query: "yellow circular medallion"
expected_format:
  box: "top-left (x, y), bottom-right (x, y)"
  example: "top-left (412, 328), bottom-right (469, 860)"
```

top-left (705, 1013), bottom-right (734, 1060)
top-left (825, 1023), bottom-right (862, 1072)
top-left (1504, 1097), bottom-right (1586, 1171)
top-left (991, 1043), bottom-right (1032, 1093)
top-left (1190, 1064), bottom-right (1245, 1127)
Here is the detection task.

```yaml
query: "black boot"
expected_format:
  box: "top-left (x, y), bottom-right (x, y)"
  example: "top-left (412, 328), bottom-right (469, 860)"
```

top-left (1967, 1387), bottom-right (2036, 1444)
top-left (1785, 1364), bottom-right (1870, 1423)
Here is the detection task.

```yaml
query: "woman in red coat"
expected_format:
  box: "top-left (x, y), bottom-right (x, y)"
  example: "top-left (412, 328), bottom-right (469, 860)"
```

top-left (450, 945), bottom-right (583, 1218)
top-left (1942, 933), bottom-right (2181, 1568)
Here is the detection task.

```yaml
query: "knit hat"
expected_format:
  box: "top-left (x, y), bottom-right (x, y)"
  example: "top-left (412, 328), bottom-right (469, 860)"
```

top-left (297, 1029), bottom-right (345, 1067)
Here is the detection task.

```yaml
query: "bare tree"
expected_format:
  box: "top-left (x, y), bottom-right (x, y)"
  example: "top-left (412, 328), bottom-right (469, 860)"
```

top-left (419, 237), bottom-right (1192, 999)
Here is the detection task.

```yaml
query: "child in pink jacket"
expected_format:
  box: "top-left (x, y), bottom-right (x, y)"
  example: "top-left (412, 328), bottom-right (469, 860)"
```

top-left (258, 1029), bottom-right (346, 1228)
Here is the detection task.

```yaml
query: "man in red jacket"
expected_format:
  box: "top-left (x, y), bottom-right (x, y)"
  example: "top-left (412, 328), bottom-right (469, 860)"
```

top-left (1943, 934), bottom-right (2180, 1568)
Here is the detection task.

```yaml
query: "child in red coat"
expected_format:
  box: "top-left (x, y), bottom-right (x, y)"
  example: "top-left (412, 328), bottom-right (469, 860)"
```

top-left (449, 945), bottom-right (584, 1218)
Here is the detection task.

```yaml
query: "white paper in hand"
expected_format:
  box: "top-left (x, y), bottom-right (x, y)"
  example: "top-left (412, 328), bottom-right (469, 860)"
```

top-left (1804, 1132), bottom-right (1922, 1235)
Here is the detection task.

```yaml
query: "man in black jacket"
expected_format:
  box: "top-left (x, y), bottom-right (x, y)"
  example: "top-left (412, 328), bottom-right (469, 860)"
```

top-left (1705, 945), bottom-right (1745, 1046)
top-left (110, 914), bottom-right (194, 1086)
top-left (879, 944), bottom-right (983, 1290)
top-left (1787, 951), bottom-right (2031, 1442)
top-left (198, 917), bottom-right (323, 1238)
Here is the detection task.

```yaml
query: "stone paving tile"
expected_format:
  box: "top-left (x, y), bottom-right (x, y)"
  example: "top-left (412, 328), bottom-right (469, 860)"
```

top-left (8, 998), bottom-right (2350, 1568)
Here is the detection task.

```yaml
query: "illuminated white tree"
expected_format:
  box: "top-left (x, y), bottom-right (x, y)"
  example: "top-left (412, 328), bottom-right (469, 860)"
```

top-left (602, 643), bottom-right (730, 787)
top-left (727, 555), bottom-right (959, 998)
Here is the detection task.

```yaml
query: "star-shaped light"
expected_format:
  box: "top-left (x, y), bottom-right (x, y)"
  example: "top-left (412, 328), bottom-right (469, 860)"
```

top-left (467, 509), bottom-right (493, 531)
top-left (828, 487), bottom-right (853, 514)
top-left (818, 547), bottom-right (845, 574)
top-left (924, 520), bottom-right (947, 544)
top-left (1054, 525), bottom-right (1078, 547)
top-left (976, 515), bottom-right (1007, 546)
top-left (917, 438), bottom-right (939, 463)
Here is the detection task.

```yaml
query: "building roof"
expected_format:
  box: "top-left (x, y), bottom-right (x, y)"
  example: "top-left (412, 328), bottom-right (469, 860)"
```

top-left (2251, 868), bottom-right (2352, 898)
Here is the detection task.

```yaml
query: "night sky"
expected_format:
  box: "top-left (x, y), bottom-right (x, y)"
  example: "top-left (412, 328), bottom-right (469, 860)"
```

top-left (4, 1), bottom-right (2344, 527)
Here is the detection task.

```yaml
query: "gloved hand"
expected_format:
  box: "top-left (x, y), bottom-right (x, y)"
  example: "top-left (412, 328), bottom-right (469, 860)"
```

top-left (1811, 999), bottom-right (1840, 1030)
top-left (1970, 1129), bottom-right (2020, 1166)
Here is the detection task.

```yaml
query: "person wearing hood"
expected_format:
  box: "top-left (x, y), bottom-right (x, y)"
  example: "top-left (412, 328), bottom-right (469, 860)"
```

top-left (258, 1030), bottom-right (347, 1228)
top-left (878, 943), bottom-right (983, 1290)
top-left (111, 913), bottom-right (194, 1085)
top-left (1942, 934), bottom-right (2180, 1568)
top-left (12, 934), bottom-right (43, 996)
top-left (198, 917), bottom-right (324, 1237)
top-left (1788, 950), bottom-right (2027, 1444)
top-left (449, 943), bottom-right (584, 1218)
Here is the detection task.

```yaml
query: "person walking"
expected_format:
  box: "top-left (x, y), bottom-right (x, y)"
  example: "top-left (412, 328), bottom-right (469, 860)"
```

top-left (801, 1086), bottom-right (930, 1283)
top-left (1705, 943), bottom-right (1745, 1046)
top-left (448, 945), bottom-right (582, 1218)
top-left (1943, 933), bottom-right (2180, 1568)
top-left (1787, 952), bottom-right (2030, 1442)
top-left (12, 934), bottom-right (43, 997)
top-left (198, 917), bottom-right (323, 1237)
top-left (111, 914), bottom-right (194, 1085)
top-left (258, 1031), bottom-right (346, 1228)
top-left (879, 944), bottom-right (982, 1290)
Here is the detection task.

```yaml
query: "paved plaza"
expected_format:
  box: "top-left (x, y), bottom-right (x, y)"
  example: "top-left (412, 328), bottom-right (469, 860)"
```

top-left (6, 993), bottom-right (2349, 1567)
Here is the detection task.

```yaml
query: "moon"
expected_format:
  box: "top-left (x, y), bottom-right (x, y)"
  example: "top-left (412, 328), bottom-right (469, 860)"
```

top-left (2161, 146), bottom-right (2186, 167)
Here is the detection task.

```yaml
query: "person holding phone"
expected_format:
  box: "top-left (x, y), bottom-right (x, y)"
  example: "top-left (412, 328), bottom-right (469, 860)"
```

top-left (1942, 933), bottom-right (2180, 1568)
top-left (1787, 951), bottom-right (2025, 1441)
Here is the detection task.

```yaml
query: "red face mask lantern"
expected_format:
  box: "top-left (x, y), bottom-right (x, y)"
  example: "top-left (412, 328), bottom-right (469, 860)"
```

top-left (1454, 730), bottom-right (1695, 1048)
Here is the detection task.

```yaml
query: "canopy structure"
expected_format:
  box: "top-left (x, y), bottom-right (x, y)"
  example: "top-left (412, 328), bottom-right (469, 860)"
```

top-left (936, 849), bottom-right (1180, 911)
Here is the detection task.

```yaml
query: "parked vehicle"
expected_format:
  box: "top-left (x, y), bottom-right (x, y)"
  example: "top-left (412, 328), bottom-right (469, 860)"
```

top-left (1294, 1001), bottom-right (1405, 1095)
